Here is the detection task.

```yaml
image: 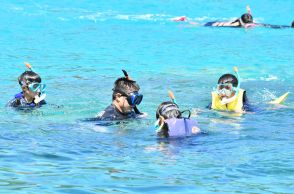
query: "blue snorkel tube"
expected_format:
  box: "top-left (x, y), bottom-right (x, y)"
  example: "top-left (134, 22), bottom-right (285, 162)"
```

top-left (233, 66), bottom-right (241, 95)
top-left (25, 62), bottom-right (36, 73)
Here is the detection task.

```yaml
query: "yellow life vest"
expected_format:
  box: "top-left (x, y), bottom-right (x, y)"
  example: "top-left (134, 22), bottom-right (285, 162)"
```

top-left (211, 89), bottom-right (245, 112)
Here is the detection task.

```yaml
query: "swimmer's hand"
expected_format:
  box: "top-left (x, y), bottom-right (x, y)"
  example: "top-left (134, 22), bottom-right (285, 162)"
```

top-left (136, 112), bottom-right (148, 118)
top-left (192, 126), bottom-right (201, 134)
top-left (96, 111), bottom-right (105, 118)
top-left (171, 16), bottom-right (187, 22)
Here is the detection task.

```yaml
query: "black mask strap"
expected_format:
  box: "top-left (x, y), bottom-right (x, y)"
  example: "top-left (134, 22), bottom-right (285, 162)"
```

top-left (180, 110), bottom-right (191, 119)
top-left (134, 106), bottom-right (141, 114)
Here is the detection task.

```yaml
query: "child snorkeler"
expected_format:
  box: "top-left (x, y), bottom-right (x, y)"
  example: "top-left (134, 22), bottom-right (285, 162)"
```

top-left (7, 63), bottom-right (46, 108)
top-left (155, 91), bottom-right (200, 138)
top-left (208, 67), bottom-right (248, 113)
top-left (208, 67), bottom-right (289, 113)
top-left (95, 70), bottom-right (144, 121)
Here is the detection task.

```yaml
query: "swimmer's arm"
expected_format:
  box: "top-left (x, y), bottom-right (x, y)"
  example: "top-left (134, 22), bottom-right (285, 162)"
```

top-left (212, 21), bottom-right (240, 27)
top-left (207, 103), bottom-right (212, 109)
top-left (242, 91), bottom-right (254, 112)
top-left (243, 91), bottom-right (249, 105)
top-left (6, 98), bottom-right (21, 107)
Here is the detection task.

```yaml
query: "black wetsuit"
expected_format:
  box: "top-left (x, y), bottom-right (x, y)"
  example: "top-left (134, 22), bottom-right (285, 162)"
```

top-left (7, 92), bottom-right (46, 108)
top-left (95, 104), bottom-right (139, 121)
top-left (205, 21), bottom-right (293, 29)
top-left (204, 19), bottom-right (241, 27)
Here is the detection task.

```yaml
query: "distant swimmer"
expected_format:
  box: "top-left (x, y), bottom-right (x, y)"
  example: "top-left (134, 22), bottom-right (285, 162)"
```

top-left (173, 6), bottom-right (293, 29)
top-left (204, 6), bottom-right (293, 29)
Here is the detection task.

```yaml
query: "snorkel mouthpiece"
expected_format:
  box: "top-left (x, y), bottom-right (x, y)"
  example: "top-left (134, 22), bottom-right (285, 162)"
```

top-left (34, 93), bottom-right (46, 104)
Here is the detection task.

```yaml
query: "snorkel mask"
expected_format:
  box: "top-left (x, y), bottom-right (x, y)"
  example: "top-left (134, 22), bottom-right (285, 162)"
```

top-left (126, 91), bottom-right (143, 106)
top-left (28, 82), bottom-right (46, 94)
top-left (214, 67), bottom-right (241, 105)
top-left (115, 90), bottom-right (143, 107)
top-left (21, 62), bottom-right (47, 104)
top-left (154, 91), bottom-right (200, 138)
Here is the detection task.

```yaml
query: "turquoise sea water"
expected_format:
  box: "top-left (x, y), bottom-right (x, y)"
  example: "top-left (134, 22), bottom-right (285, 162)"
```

top-left (0, 0), bottom-right (294, 193)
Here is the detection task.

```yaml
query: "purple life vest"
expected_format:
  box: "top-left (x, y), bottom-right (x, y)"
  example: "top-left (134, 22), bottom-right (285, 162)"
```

top-left (15, 92), bottom-right (36, 107)
top-left (165, 118), bottom-right (199, 137)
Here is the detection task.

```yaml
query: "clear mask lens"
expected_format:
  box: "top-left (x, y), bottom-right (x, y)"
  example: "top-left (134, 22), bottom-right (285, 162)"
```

top-left (217, 83), bottom-right (233, 96)
top-left (28, 83), bottom-right (46, 93)
top-left (127, 92), bottom-right (143, 106)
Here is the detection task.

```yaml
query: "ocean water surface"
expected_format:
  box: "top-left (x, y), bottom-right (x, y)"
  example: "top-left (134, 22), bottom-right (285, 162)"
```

top-left (0, 0), bottom-right (293, 193)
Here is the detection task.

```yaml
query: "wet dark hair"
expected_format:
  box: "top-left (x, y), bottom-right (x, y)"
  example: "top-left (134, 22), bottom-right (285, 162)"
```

top-left (241, 13), bottom-right (253, 24)
top-left (291, 21), bottom-right (294, 28)
top-left (112, 77), bottom-right (140, 100)
top-left (156, 101), bottom-right (181, 119)
top-left (218, 74), bottom-right (238, 87)
top-left (18, 71), bottom-right (41, 86)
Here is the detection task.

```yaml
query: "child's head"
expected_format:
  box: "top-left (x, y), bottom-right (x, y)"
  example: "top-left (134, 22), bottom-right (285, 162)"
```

top-left (156, 101), bottom-right (181, 119)
top-left (18, 70), bottom-right (45, 102)
top-left (218, 74), bottom-right (238, 87)
top-left (18, 71), bottom-right (42, 86)
top-left (216, 73), bottom-right (238, 98)
top-left (156, 101), bottom-right (181, 137)
top-left (240, 13), bottom-right (253, 24)
top-left (112, 70), bottom-right (143, 114)
top-left (215, 73), bottom-right (240, 103)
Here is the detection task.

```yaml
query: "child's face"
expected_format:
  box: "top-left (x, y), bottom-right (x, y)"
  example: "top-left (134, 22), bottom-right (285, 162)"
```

top-left (21, 85), bottom-right (39, 102)
top-left (217, 83), bottom-right (235, 99)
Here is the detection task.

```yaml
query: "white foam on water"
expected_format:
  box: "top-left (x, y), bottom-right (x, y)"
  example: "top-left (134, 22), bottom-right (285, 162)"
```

top-left (77, 11), bottom-right (251, 23)
top-left (58, 17), bottom-right (69, 21)
top-left (78, 12), bottom-right (104, 22)
top-left (115, 14), bottom-right (130, 20)
top-left (10, 6), bottom-right (24, 11)
top-left (242, 74), bottom-right (278, 82)
top-left (259, 88), bottom-right (277, 102)
top-left (260, 75), bottom-right (278, 81)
